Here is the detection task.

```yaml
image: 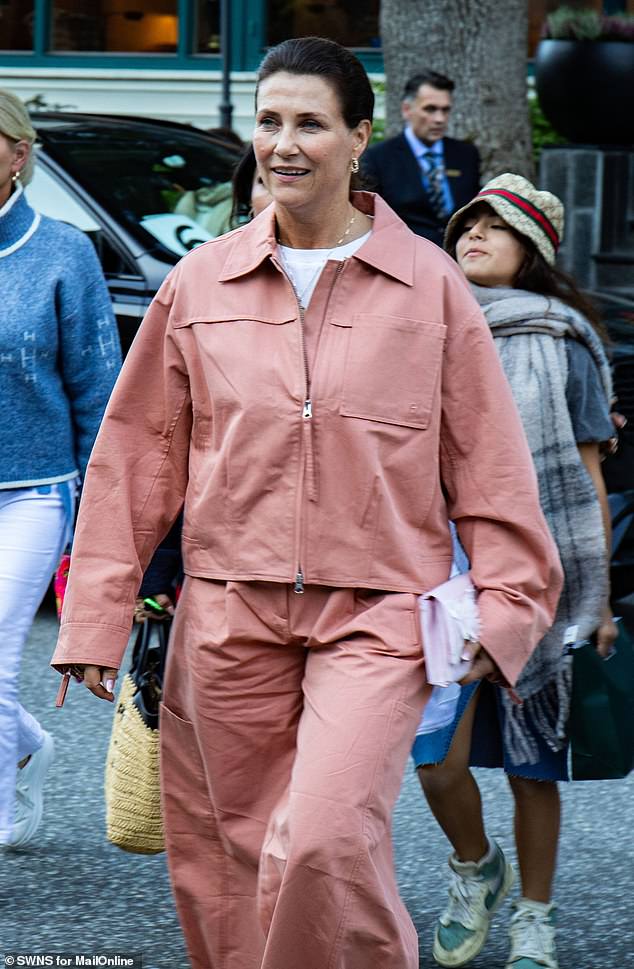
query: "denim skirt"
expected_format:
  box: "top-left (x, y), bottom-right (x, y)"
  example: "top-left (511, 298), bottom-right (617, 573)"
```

top-left (412, 679), bottom-right (569, 781)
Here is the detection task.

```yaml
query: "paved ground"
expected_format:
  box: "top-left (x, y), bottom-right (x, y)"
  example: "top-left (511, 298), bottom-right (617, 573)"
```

top-left (1, 604), bottom-right (633, 968)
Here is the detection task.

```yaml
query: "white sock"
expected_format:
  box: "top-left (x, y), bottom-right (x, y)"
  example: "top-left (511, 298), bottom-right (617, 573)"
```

top-left (517, 896), bottom-right (554, 914)
top-left (476, 838), bottom-right (497, 868)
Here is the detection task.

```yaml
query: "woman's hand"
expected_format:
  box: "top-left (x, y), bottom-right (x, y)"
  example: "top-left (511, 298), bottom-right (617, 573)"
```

top-left (459, 642), bottom-right (506, 686)
top-left (595, 605), bottom-right (618, 658)
top-left (603, 412), bottom-right (624, 456)
top-left (72, 665), bottom-right (118, 702)
top-left (133, 593), bottom-right (175, 623)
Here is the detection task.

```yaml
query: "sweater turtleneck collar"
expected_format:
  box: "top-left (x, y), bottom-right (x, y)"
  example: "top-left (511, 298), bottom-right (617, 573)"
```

top-left (0, 182), bottom-right (40, 258)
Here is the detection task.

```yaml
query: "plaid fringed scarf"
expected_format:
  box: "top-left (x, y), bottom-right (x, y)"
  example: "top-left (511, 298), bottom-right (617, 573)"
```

top-left (471, 285), bottom-right (613, 764)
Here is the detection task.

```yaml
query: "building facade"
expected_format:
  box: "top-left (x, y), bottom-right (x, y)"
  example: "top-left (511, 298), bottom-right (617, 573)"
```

top-left (1, 1), bottom-right (382, 136)
top-left (1, 0), bottom-right (629, 136)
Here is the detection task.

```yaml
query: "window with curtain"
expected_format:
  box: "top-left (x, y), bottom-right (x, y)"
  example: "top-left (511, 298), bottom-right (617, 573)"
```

top-left (50, 0), bottom-right (178, 52)
top-left (0, 0), bottom-right (34, 51)
top-left (267, 0), bottom-right (380, 49)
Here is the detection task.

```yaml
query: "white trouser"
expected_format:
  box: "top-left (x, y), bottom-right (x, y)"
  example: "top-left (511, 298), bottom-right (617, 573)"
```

top-left (0, 485), bottom-right (72, 842)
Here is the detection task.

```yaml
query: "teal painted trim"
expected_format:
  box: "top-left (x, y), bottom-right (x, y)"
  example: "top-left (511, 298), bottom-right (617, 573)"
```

top-left (3, 0), bottom-right (219, 69)
top-left (0, 52), bottom-right (223, 70)
top-left (235, 0), bottom-right (262, 72)
top-left (242, 1), bottom-right (384, 71)
top-left (177, 0), bottom-right (195, 60)
top-left (254, 0), bottom-right (267, 69)
top-left (246, 0), bottom-right (263, 70)
top-left (228, 0), bottom-right (244, 69)
top-left (356, 50), bottom-right (384, 74)
top-left (33, 0), bottom-right (51, 56)
top-left (6, 0), bottom-right (385, 72)
top-left (0, 47), bottom-right (385, 75)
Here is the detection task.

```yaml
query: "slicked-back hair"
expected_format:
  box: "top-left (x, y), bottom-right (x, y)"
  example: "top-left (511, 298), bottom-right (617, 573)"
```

top-left (231, 144), bottom-right (257, 222)
top-left (256, 36), bottom-right (374, 129)
top-left (402, 71), bottom-right (455, 101)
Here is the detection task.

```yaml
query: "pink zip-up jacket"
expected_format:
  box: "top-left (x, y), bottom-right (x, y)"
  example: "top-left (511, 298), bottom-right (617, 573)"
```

top-left (52, 193), bottom-right (562, 686)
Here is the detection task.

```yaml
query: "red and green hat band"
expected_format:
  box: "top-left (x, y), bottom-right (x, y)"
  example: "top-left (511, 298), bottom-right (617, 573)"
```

top-left (476, 188), bottom-right (560, 251)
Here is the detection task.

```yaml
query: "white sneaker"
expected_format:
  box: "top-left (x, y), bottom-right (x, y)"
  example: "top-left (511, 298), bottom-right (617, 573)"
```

top-left (6, 730), bottom-right (55, 848)
top-left (506, 898), bottom-right (558, 969)
top-left (433, 840), bottom-right (515, 967)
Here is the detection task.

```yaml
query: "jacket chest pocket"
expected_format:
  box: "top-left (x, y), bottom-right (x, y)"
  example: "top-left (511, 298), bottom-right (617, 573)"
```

top-left (336, 315), bottom-right (447, 429)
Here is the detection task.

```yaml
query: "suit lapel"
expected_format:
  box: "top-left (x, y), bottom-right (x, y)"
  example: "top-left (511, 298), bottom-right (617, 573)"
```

top-left (444, 138), bottom-right (470, 209)
top-left (395, 134), bottom-right (424, 189)
top-left (395, 133), bottom-right (435, 218)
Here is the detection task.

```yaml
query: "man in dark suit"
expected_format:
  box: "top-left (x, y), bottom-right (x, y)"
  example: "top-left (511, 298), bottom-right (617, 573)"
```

top-left (363, 70), bottom-right (480, 245)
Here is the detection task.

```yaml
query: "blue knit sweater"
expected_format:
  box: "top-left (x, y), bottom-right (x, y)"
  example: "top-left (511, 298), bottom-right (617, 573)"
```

top-left (0, 184), bottom-right (121, 488)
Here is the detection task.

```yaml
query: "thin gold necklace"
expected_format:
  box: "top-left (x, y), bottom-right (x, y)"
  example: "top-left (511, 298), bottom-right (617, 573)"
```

top-left (277, 208), bottom-right (359, 308)
top-left (277, 207), bottom-right (357, 249)
top-left (334, 208), bottom-right (357, 246)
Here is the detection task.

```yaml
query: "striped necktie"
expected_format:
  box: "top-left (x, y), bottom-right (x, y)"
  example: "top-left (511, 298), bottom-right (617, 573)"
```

top-left (424, 151), bottom-right (448, 220)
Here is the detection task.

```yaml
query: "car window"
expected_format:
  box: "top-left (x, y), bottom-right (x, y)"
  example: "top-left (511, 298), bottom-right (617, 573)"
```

top-left (25, 161), bottom-right (101, 232)
top-left (26, 157), bottom-right (141, 279)
top-left (35, 120), bottom-right (240, 262)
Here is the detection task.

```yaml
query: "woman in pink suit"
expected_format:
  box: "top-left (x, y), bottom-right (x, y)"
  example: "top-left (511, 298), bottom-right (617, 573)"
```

top-left (52, 39), bottom-right (561, 969)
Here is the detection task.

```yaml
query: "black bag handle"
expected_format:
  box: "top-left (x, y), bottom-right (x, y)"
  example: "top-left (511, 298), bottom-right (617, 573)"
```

top-left (131, 618), bottom-right (171, 730)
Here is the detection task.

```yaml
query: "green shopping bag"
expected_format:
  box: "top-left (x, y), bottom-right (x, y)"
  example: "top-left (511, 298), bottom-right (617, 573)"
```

top-left (569, 620), bottom-right (634, 781)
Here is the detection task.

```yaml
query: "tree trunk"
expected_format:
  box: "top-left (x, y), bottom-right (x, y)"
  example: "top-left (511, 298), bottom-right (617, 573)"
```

top-left (380, 0), bottom-right (534, 181)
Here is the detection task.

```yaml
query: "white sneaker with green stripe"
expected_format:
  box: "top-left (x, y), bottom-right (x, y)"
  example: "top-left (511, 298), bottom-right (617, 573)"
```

top-left (432, 840), bottom-right (515, 967)
top-left (506, 898), bottom-right (558, 969)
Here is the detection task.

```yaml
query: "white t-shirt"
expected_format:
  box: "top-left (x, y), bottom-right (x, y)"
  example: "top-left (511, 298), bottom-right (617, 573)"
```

top-left (278, 230), bottom-right (372, 308)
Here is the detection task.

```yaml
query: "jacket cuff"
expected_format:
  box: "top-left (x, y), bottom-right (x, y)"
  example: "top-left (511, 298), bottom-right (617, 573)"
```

top-left (476, 594), bottom-right (542, 688)
top-left (50, 621), bottom-right (132, 673)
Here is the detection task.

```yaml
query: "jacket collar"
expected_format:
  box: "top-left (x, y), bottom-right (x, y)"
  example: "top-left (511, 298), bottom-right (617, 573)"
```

top-left (218, 191), bottom-right (415, 287)
top-left (0, 183), bottom-right (41, 258)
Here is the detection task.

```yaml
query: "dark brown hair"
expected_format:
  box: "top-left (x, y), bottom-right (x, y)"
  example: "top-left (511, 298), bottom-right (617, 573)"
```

top-left (403, 70), bottom-right (454, 99)
top-left (256, 36), bottom-right (374, 128)
top-left (231, 144), bottom-right (257, 223)
top-left (447, 203), bottom-right (605, 337)
top-left (255, 37), bottom-right (374, 191)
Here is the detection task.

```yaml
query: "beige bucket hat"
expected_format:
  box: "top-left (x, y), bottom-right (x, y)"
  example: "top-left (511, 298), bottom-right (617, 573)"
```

top-left (444, 172), bottom-right (564, 265)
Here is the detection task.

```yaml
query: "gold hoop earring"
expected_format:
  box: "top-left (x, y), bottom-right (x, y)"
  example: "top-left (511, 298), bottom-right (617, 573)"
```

top-left (350, 157), bottom-right (360, 174)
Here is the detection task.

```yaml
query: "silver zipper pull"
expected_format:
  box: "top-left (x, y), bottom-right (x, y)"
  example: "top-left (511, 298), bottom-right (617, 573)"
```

top-left (294, 569), bottom-right (305, 594)
top-left (303, 399), bottom-right (312, 419)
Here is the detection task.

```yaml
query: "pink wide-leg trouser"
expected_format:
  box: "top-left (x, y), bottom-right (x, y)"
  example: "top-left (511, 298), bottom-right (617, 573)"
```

top-left (160, 579), bottom-right (429, 969)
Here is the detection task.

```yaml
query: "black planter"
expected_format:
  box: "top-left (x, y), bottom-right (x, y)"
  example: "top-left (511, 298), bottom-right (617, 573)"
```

top-left (535, 39), bottom-right (634, 146)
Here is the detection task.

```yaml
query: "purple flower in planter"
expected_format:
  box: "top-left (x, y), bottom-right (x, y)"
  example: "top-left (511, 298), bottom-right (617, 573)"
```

top-left (601, 15), bottom-right (634, 43)
top-left (544, 7), bottom-right (634, 42)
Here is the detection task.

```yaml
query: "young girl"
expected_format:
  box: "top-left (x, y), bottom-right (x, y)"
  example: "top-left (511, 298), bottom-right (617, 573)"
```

top-left (415, 174), bottom-right (616, 969)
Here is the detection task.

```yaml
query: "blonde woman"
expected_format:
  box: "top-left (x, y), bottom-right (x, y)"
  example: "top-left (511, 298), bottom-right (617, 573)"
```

top-left (0, 90), bottom-right (120, 849)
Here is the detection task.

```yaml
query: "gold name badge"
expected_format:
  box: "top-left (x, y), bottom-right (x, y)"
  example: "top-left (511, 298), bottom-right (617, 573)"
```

top-left (446, 169), bottom-right (462, 177)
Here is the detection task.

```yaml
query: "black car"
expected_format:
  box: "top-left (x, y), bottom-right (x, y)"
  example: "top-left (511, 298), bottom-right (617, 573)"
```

top-left (26, 111), bottom-right (243, 355)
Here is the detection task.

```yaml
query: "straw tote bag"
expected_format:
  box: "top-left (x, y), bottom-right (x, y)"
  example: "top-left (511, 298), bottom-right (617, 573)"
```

top-left (104, 617), bottom-right (170, 854)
